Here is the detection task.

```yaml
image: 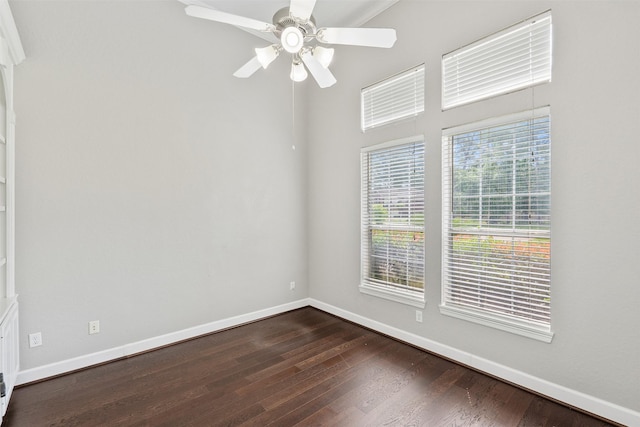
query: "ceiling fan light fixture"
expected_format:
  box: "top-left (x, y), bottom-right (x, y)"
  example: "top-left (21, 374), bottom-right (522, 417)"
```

top-left (255, 45), bottom-right (280, 69)
top-left (313, 46), bottom-right (334, 68)
top-left (184, 3), bottom-right (398, 89)
top-left (281, 26), bottom-right (304, 53)
top-left (290, 60), bottom-right (308, 82)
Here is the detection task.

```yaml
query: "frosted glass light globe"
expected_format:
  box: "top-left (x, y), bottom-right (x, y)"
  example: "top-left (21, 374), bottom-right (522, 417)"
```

top-left (281, 27), bottom-right (304, 54)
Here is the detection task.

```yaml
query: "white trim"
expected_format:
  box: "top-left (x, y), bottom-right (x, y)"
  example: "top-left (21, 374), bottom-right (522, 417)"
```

top-left (442, 106), bottom-right (551, 136)
top-left (359, 284), bottom-right (425, 308)
top-left (16, 299), bottom-right (310, 386)
top-left (0, 0), bottom-right (25, 66)
top-left (0, 295), bottom-right (16, 324)
top-left (361, 134), bottom-right (423, 153)
top-left (308, 299), bottom-right (640, 427)
top-left (439, 304), bottom-right (553, 343)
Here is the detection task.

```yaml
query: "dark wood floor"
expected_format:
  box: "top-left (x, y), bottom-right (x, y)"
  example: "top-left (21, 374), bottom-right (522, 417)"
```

top-left (5, 308), bottom-right (616, 426)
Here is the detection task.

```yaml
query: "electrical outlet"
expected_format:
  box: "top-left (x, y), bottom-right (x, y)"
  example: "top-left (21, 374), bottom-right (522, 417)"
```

top-left (89, 320), bottom-right (100, 335)
top-left (415, 310), bottom-right (423, 323)
top-left (29, 332), bottom-right (42, 348)
top-left (289, 281), bottom-right (296, 290)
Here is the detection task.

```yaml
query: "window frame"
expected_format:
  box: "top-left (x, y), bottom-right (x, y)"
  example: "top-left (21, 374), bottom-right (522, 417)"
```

top-left (440, 107), bottom-right (553, 342)
top-left (361, 64), bottom-right (425, 132)
top-left (442, 10), bottom-right (552, 110)
top-left (360, 135), bottom-right (426, 308)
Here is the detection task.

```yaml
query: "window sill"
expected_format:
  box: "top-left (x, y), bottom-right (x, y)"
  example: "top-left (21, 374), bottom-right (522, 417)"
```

top-left (439, 304), bottom-right (554, 343)
top-left (359, 283), bottom-right (425, 309)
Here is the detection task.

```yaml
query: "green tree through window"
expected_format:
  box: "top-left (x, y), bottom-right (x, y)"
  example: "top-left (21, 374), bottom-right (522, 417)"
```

top-left (443, 110), bottom-right (551, 328)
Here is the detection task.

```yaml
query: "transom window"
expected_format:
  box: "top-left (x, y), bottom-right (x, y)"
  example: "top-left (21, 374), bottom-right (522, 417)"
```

top-left (442, 10), bottom-right (552, 109)
top-left (361, 64), bottom-right (425, 132)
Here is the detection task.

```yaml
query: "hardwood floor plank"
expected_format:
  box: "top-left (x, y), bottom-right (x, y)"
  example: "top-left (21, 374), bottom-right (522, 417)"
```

top-left (320, 356), bottom-right (438, 425)
top-left (235, 355), bottom-right (345, 418)
top-left (352, 351), bottom-right (434, 414)
top-left (4, 308), bottom-right (618, 427)
top-left (492, 387), bottom-right (535, 426)
top-left (256, 354), bottom-right (351, 412)
top-left (357, 363), bottom-right (468, 426)
top-left (242, 340), bottom-right (398, 425)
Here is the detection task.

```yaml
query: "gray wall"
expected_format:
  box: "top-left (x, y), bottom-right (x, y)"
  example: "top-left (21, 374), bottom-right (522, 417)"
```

top-left (12, 0), bottom-right (308, 369)
top-left (307, 0), bottom-right (640, 413)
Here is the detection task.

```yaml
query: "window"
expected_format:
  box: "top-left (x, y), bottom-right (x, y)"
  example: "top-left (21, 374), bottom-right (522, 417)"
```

top-left (442, 11), bottom-right (552, 109)
top-left (361, 64), bottom-right (425, 132)
top-left (361, 137), bottom-right (425, 307)
top-left (441, 108), bottom-right (552, 341)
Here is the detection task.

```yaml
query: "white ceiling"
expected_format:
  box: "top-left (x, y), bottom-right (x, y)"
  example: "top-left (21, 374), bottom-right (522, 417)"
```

top-left (177, 0), bottom-right (400, 30)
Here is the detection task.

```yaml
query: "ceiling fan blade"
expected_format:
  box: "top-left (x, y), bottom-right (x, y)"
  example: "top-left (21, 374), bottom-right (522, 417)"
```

top-left (301, 50), bottom-right (336, 88)
top-left (185, 5), bottom-right (276, 32)
top-left (233, 56), bottom-right (262, 78)
top-left (317, 27), bottom-right (397, 48)
top-left (289, 0), bottom-right (316, 21)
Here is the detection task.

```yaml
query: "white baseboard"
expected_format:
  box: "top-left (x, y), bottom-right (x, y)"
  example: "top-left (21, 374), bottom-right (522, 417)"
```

top-left (16, 298), bottom-right (311, 386)
top-left (16, 297), bottom-right (639, 426)
top-left (308, 298), bottom-right (639, 427)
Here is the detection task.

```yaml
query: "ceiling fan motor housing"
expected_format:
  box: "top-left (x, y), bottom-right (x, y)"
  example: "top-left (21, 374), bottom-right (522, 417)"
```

top-left (273, 7), bottom-right (317, 46)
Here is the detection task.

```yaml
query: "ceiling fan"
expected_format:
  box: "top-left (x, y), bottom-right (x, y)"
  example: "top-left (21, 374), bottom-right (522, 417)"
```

top-left (184, 0), bottom-right (397, 88)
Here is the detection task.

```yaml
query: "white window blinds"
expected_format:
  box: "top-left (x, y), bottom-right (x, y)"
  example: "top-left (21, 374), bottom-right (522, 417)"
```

top-left (361, 137), bottom-right (425, 298)
top-left (442, 11), bottom-right (552, 109)
top-left (442, 108), bottom-right (551, 340)
top-left (361, 64), bottom-right (425, 132)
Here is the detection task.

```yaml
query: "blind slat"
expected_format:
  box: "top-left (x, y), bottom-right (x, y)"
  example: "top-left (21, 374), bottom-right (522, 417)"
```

top-left (362, 64), bottom-right (425, 131)
top-left (362, 138), bottom-right (425, 293)
top-left (442, 11), bottom-right (552, 109)
top-left (442, 108), bottom-right (551, 327)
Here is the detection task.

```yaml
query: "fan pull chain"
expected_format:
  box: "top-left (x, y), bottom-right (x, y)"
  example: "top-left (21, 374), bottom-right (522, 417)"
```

top-left (292, 79), bottom-right (296, 151)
